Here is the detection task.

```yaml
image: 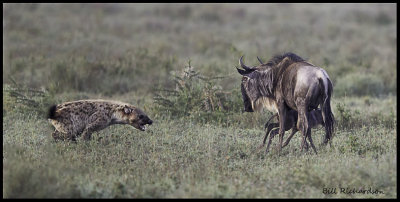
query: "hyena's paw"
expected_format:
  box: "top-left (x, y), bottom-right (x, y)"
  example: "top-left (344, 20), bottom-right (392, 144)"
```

top-left (52, 131), bottom-right (66, 142)
top-left (81, 130), bottom-right (92, 141)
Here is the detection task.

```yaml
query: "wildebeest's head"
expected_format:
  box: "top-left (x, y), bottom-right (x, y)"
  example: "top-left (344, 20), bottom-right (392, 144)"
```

top-left (236, 56), bottom-right (275, 112)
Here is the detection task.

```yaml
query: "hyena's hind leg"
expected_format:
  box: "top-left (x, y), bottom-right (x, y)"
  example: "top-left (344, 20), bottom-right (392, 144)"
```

top-left (81, 112), bottom-right (110, 141)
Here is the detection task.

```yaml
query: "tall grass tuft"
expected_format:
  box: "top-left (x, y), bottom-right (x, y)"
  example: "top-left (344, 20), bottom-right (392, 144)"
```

top-left (3, 77), bottom-right (55, 118)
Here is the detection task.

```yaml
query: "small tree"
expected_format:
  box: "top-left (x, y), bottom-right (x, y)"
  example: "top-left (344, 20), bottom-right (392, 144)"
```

top-left (153, 61), bottom-right (241, 123)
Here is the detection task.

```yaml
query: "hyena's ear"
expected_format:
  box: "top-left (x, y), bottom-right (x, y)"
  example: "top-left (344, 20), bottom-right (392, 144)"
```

top-left (123, 106), bottom-right (132, 114)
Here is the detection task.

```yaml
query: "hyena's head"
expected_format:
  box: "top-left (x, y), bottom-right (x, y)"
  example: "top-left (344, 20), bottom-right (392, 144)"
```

top-left (118, 105), bottom-right (153, 131)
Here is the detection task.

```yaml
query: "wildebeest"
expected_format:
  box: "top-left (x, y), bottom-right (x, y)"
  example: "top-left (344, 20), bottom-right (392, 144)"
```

top-left (236, 52), bottom-right (334, 154)
top-left (261, 109), bottom-right (325, 153)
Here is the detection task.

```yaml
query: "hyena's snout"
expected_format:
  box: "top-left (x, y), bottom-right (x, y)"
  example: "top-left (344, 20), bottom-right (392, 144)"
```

top-left (144, 117), bottom-right (153, 126)
top-left (135, 115), bottom-right (153, 131)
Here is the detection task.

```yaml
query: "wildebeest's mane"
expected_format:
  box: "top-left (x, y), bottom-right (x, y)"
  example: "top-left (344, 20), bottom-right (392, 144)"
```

top-left (255, 52), bottom-right (306, 98)
top-left (265, 52), bottom-right (306, 68)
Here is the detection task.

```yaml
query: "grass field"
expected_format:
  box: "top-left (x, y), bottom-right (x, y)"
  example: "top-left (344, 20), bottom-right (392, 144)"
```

top-left (3, 3), bottom-right (397, 198)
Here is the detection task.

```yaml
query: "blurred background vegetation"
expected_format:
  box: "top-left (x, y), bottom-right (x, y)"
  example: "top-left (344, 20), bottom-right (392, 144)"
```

top-left (3, 3), bottom-right (397, 127)
top-left (3, 3), bottom-right (396, 127)
top-left (3, 3), bottom-right (396, 125)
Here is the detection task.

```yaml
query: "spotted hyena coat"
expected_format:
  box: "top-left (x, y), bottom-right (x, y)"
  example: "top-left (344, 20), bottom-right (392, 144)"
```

top-left (48, 99), bottom-right (153, 141)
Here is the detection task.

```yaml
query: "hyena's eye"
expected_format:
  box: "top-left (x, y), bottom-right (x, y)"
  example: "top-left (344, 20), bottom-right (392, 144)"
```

top-left (138, 114), bottom-right (145, 119)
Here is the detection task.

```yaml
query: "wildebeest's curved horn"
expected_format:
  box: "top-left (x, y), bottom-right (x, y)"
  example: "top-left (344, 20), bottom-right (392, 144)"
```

top-left (257, 56), bottom-right (264, 65)
top-left (236, 67), bottom-right (247, 75)
top-left (239, 56), bottom-right (252, 71)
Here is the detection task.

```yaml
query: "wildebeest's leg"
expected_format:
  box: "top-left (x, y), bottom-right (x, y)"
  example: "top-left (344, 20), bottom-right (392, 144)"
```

top-left (304, 110), bottom-right (317, 154)
top-left (256, 115), bottom-right (279, 151)
top-left (298, 108), bottom-right (317, 154)
top-left (277, 101), bottom-right (287, 153)
top-left (256, 114), bottom-right (279, 151)
top-left (264, 114), bottom-right (278, 131)
top-left (265, 127), bottom-right (279, 153)
top-left (262, 123), bottom-right (279, 146)
top-left (282, 128), bottom-right (297, 148)
top-left (296, 101), bottom-right (309, 152)
top-left (307, 127), bottom-right (318, 154)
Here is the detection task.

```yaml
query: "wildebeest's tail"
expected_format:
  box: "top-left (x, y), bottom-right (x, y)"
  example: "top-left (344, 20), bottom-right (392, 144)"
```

top-left (318, 77), bottom-right (335, 145)
top-left (48, 105), bottom-right (57, 120)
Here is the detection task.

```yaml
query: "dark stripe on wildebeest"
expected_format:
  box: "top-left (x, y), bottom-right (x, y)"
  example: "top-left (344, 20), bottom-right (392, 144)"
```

top-left (236, 52), bottom-right (335, 154)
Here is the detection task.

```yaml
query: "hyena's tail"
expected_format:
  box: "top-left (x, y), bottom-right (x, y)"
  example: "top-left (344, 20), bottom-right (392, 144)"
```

top-left (48, 105), bottom-right (57, 119)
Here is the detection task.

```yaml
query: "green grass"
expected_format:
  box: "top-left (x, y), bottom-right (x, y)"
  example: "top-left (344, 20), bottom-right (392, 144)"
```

top-left (3, 95), bottom-right (397, 198)
top-left (3, 3), bottom-right (397, 198)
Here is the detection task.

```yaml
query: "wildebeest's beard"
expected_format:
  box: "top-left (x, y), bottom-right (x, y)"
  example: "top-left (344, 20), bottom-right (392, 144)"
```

top-left (241, 76), bottom-right (263, 112)
top-left (240, 69), bottom-right (276, 112)
top-left (241, 83), bottom-right (254, 112)
top-left (237, 56), bottom-right (276, 112)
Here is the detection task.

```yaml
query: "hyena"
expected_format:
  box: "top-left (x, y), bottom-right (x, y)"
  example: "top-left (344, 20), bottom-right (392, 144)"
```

top-left (47, 99), bottom-right (153, 141)
top-left (260, 109), bottom-right (325, 153)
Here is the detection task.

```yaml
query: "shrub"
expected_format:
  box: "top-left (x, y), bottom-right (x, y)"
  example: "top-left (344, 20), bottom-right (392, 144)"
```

top-left (335, 102), bottom-right (363, 130)
top-left (3, 78), bottom-right (56, 118)
top-left (153, 61), bottom-right (242, 124)
top-left (334, 72), bottom-right (385, 97)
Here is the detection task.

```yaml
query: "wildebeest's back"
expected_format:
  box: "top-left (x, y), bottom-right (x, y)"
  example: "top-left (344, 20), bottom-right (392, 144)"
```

top-left (279, 63), bottom-right (325, 111)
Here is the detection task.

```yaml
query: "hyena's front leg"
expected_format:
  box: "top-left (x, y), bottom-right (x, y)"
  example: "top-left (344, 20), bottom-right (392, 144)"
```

top-left (52, 130), bottom-right (77, 142)
top-left (81, 112), bottom-right (110, 141)
top-left (52, 130), bottom-right (64, 141)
